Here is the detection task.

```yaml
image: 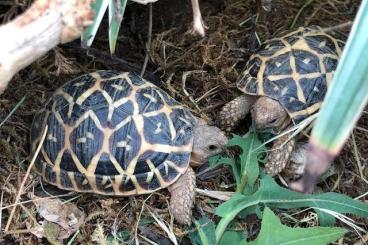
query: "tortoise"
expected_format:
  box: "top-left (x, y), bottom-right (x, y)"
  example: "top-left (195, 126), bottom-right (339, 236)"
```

top-left (30, 70), bottom-right (227, 225)
top-left (219, 26), bottom-right (344, 177)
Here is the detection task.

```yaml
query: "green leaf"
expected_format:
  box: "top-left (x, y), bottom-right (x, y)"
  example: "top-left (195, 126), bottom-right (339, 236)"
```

top-left (215, 175), bottom-right (368, 242)
top-left (81, 0), bottom-right (109, 47)
top-left (243, 208), bottom-right (346, 245)
top-left (315, 208), bottom-right (336, 226)
top-left (219, 231), bottom-right (246, 245)
top-left (108, 0), bottom-right (128, 54)
top-left (209, 156), bottom-right (241, 187)
top-left (190, 217), bottom-right (217, 245)
top-left (227, 133), bottom-right (263, 193)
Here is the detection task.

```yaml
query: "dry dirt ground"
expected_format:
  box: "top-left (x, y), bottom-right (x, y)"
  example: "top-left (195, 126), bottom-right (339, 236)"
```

top-left (0, 0), bottom-right (367, 244)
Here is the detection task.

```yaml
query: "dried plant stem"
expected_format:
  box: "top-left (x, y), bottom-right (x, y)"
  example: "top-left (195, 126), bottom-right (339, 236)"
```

top-left (141, 3), bottom-right (153, 77)
top-left (4, 125), bottom-right (48, 233)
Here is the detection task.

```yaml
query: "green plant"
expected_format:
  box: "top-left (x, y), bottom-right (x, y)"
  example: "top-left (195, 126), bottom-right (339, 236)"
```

top-left (81, 0), bottom-right (128, 54)
top-left (191, 132), bottom-right (368, 245)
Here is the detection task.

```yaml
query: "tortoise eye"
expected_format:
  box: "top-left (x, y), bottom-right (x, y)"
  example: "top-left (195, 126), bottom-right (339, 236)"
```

top-left (208, 145), bottom-right (219, 151)
top-left (269, 119), bottom-right (278, 124)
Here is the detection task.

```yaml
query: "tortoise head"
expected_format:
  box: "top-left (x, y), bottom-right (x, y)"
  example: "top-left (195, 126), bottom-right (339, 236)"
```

top-left (190, 118), bottom-right (228, 166)
top-left (251, 96), bottom-right (290, 133)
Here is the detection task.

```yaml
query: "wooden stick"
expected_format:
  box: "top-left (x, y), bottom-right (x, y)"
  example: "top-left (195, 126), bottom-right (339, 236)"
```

top-left (0, 0), bottom-right (94, 95)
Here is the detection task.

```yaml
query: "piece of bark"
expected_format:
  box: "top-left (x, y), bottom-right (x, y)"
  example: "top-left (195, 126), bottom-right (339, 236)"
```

top-left (0, 0), bottom-right (94, 95)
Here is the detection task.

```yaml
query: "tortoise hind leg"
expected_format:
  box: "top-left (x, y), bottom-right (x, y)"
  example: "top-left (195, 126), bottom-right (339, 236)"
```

top-left (168, 167), bottom-right (196, 225)
top-left (218, 95), bottom-right (256, 134)
top-left (265, 133), bottom-right (296, 176)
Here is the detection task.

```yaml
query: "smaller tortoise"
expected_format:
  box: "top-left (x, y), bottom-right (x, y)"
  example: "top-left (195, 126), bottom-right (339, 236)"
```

top-left (31, 70), bottom-right (227, 225)
top-left (219, 26), bottom-right (344, 177)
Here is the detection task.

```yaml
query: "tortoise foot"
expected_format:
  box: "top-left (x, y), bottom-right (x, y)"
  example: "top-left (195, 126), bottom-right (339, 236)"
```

top-left (264, 134), bottom-right (295, 176)
top-left (218, 95), bottom-right (256, 134)
top-left (168, 167), bottom-right (196, 225)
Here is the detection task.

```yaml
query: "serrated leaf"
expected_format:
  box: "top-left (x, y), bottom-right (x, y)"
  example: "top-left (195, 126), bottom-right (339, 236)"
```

top-left (227, 133), bottom-right (263, 193)
top-left (190, 217), bottom-right (216, 245)
top-left (81, 0), bottom-right (109, 47)
top-left (215, 175), bottom-right (368, 241)
top-left (209, 156), bottom-right (240, 187)
top-left (242, 208), bottom-right (346, 245)
top-left (109, 0), bottom-right (127, 54)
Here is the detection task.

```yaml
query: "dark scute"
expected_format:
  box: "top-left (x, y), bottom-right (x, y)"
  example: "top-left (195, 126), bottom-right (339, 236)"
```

top-left (247, 57), bottom-right (262, 78)
top-left (299, 75), bottom-right (327, 105)
top-left (69, 103), bottom-right (88, 126)
top-left (95, 153), bottom-right (121, 175)
top-left (158, 163), bottom-right (179, 183)
top-left (109, 101), bottom-right (134, 128)
top-left (265, 52), bottom-right (292, 76)
top-left (119, 176), bottom-right (135, 192)
top-left (293, 50), bottom-right (321, 74)
top-left (323, 57), bottom-right (339, 73)
top-left (263, 77), bottom-right (297, 100)
top-left (95, 175), bottom-right (114, 194)
top-left (136, 87), bottom-right (164, 114)
top-left (136, 172), bottom-right (160, 190)
top-left (304, 35), bottom-right (338, 55)
top-left (73, 172), bottom-right (92, 191)
top-left (80, 90), bottom-right (109, 126)
top-left (34, 155), bottom-right (44, 173)
top-left (30, 109), bottom-right (48, 145)
top-left (100, 78), bottom-right (132, 101)
top-left (60, 150), bottom-right (79, 172)
top-left (158, 89), bottom-right (180, 106)
top-left (70, 117), bottom-right (104, 169)
top-left (136, 151), bottom-right (170, 173)
top-left (44, 113), bottom-right (65, 163)
top-left (279, 95), bottom-right (305, 115)
top-left (166, 152), bottom-right (191, 168)
top-left (170, 109), bottom-right (194, 146)
top-left (244, 76), bottom-right (258, 94)
top-left (44, 164), bottom-right (56, 184)
top-left (110, 119), bottom-right (141, 170)
top-left (285, 35), bottom-right (301, 46)
top-left (97, 70), bottom-right (121, 79)
top-left (62, 74), bottom-right (96, 99)
top-left (143, 113), bottom-right (171, 145)
top-left (59, 170), bottom-right (73, 189)
top-left (53, 95), bottom-right (71, 124)
top-left (259, 39), bottom-right (286, 57)
top-left (128, 72), bottom-right (146, 86)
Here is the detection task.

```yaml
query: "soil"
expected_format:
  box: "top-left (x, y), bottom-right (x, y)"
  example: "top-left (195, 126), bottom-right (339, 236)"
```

top-left (0, 0), bottom-right (366, 244)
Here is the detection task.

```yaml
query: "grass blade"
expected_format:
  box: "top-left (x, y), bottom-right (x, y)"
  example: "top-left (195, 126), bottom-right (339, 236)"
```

top-left (109, 0), bottom-right (128, 54)
top-left (81, 0), bottom-right (109, 47)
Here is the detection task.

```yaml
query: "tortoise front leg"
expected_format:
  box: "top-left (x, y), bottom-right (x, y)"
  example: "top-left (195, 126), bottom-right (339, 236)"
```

top-left (264, 133), bottom-right (296, 176)
top-left (218, 95), bottom-right (257, 134)
top-left (168, 167), bottom-right (196, 225)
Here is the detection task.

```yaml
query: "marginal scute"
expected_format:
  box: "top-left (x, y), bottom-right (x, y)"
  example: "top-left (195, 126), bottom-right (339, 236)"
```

top-left (30, 70), bottom-right (195, 195)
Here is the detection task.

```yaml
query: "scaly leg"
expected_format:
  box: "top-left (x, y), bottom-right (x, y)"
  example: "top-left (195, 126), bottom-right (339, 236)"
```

top-left (218, 95), bottom-right (257, 134)
top-left (168, 167), bottom-right (196, 225)
top-left (265, 133), bottom-right (296, 176)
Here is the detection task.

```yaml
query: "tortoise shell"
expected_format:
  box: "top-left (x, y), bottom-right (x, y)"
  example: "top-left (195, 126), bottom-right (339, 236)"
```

top-left (238, 26), bottom-right (344, 123)
top-left (30, 71), bottom-right (195, 196)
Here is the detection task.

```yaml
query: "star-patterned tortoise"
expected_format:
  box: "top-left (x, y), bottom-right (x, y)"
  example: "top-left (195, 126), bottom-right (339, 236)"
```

top-left (30, 70), bottom-right (227, 225)
top-left (218, 26), bottom-right (344, 177)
